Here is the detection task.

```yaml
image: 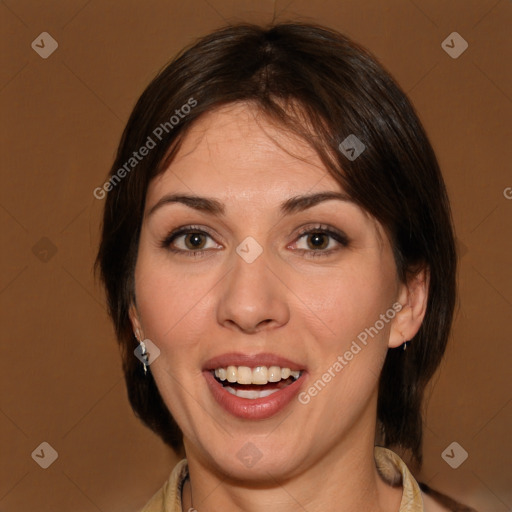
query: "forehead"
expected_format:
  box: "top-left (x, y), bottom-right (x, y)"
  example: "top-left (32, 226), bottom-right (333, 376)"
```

top-left (146, 103), bottom-right (344, 206)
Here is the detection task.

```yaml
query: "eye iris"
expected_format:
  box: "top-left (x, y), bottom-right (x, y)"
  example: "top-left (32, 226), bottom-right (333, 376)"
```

top-left (307, 232), bottom-right (328, 250)
top-left (185, 233), bottom-right (206, 250)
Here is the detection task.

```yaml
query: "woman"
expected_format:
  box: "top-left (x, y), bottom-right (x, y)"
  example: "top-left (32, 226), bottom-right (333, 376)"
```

top-left (96, 23), bottom-right (476, 512)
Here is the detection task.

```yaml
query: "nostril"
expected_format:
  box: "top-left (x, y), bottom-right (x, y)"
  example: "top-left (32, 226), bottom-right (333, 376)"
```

top-left (257, 319), bottom-right (274, 328)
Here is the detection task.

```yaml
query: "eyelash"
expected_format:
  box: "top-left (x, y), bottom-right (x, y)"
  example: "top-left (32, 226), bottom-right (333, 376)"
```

top-left (294, 225), bottom-right (350, 258)
top-left (160, 225), bottom-right (214, 258)
top-left (160, 224), bottom-right (350, 258)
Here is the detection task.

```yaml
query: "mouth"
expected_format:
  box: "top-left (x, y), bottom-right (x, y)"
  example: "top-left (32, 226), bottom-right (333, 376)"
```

top-left (212, 365), bottom-right (302, 400)
top-left (203, 354), bottom-right (307, 420)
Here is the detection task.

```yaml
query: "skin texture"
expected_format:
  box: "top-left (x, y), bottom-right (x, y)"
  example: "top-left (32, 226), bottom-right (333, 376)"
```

top-left (130, 103), bottom-right (428, 512)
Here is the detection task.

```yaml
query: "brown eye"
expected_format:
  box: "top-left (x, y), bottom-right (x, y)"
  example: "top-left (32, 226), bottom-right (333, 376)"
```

top-left (291, 226), bottom-right (350, 255)
top-left (306, 232), bottom-right (329, 250)
top-left (161, 227), bottom-right (222, 255)
top-left (184, 233), bottom-right (207, 250)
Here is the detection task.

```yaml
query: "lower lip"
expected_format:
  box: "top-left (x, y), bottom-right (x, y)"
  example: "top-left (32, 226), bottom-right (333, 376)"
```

top-left (203, 371), bottom-right (305, 420)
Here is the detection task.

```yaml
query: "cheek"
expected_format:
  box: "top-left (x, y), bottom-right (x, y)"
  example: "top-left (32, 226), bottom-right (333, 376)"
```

top-left (133, 248), bottom-right (215, 357)
top-left (297, 259), bottom-right (397, 418)
top-left (292, 255), bottom-right (398, 348)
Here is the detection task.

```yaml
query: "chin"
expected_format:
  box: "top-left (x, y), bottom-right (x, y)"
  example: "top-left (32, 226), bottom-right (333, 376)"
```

top-left (193, 434), bottom-right (308, 483)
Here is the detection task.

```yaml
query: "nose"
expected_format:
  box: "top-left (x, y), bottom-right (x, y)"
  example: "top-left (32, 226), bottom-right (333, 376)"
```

top-left (216, 247), bottom-right (290, 334)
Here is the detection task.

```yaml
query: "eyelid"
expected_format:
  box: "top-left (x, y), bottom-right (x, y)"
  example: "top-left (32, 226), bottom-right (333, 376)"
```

top-left (160, 225), bottom-right (222, 249)
top-left (286, 225), bottom-right (350, 258)
top-left (160, 223), bottom-right (350, 256)
top-left (294, 224), bottom-right (350, 245)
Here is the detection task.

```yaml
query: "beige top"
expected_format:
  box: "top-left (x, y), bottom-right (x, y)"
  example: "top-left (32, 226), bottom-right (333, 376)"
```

top-left (141, 446), bottom-right (424, 511)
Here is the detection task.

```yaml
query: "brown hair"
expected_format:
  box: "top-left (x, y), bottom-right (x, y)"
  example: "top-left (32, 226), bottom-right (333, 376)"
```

top-left (96, 23), bottom-right (457, 466)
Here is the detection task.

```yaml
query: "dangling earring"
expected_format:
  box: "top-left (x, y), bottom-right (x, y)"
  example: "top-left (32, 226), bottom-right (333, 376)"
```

top-left (140, 339), bottom-right (148, 375)
top-left (135, 331), bottom-right (148, 375)
top-left (399, 332), bottom-right (408, 351)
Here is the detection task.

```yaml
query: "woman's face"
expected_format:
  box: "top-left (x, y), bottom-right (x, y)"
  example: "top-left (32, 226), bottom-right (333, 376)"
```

top-left (131, 103), bottom-right (414, 480)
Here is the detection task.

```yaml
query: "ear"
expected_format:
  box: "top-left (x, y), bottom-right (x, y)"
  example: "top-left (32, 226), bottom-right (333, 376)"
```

top-left (388, 267), bottom-right (429, 349)
top-left (129, 303), bottom-right (144, 341)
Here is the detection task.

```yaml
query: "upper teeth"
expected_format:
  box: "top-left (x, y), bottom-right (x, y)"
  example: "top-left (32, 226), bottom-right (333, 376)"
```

top-left (214, 366), bottom-right (301, 385)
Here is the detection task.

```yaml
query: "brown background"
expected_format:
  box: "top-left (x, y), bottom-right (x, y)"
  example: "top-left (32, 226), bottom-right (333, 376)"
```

top-left (1, 1), bottom-right (511, 511)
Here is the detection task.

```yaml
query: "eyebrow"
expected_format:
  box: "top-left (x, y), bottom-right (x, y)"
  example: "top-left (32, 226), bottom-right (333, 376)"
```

top-left (281, 191), bottom-right (352, 215)
top-left (147, 191), bottom-right (352, 217)
top-left (148, 194), bottom-right (225, 216)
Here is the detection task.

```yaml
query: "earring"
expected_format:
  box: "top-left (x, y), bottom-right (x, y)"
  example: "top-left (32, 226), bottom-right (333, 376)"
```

top-left (399, 331), bottom-right (408, 351)
top-left (140, 339), bottom-right (148, 375)
top-left (135, 331), bottom-right (148, 375)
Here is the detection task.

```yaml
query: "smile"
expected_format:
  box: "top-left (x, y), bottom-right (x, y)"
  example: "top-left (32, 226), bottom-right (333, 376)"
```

top-left (213, 365), bottom-right (302, 399)
top-left (203, 354), bottom-right (307, 419)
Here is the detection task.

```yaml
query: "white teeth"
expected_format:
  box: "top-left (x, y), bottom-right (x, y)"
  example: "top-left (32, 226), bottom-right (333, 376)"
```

top-left (252, 366), bottom-right (268, 384)
top-left (216, 368), bottom-right (227, 381)
top-left (213, 365), bottom-right (302, 385)
top-left (268, 366), bottom-right (281, 382)
top-left (224, 386), bottom-right (280, 399)
top-left (237, 366), bottom-right (252, 384)
top-left (226, 365), bottom-right (237, 383)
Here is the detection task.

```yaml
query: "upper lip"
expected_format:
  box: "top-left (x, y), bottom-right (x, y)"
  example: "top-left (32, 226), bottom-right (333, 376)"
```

top-left (203, 352), bottom-right (305, 371)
